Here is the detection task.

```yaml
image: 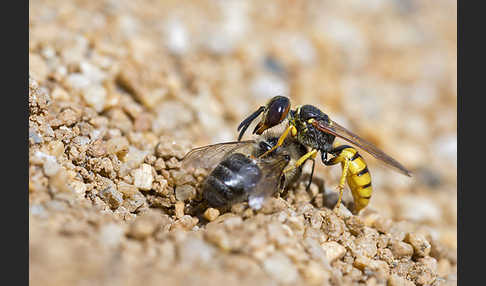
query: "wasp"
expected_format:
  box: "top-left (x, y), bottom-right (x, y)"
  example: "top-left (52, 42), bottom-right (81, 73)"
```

top-left (237, 96), bottom-right (411, 214)
top-left (182, 132), bottom-right (308, 210)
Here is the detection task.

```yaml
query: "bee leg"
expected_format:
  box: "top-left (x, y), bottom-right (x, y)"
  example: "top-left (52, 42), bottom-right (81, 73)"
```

top-left (278, 175), bottom-right (289, 198)
top-left (284, 149), bottom-right (318, 173)
top-left (278, 175), bottom-right (286, 192)
top-left (259, 125), bottom-right (295, 158)
top-left (305, 159), bottom-right (315, 191)
top-left (334, 159), bottom-right (349, 210)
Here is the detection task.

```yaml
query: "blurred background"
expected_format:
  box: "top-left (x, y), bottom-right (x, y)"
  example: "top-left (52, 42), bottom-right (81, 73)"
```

top-left (30, 0), bottom-right (456, 285)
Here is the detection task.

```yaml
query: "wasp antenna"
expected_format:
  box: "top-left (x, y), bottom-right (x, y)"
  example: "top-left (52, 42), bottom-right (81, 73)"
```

top-left (237, 106), bottom-right (265, 140)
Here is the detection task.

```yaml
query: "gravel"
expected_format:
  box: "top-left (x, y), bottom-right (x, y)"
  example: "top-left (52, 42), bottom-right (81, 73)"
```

top-left (29, 0), bottom-right (456, 285)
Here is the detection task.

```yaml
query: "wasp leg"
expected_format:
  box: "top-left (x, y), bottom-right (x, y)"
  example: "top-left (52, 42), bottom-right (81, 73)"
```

top-left (259, 125), bottom-right (295, 158)
top-left (322, 146), bottom-right (349, 210)
top-left (284, 149), bottom-right (318, 173)
top-left (334, 159), bottom-right (349, 210)
top-left (306, 159), bottom-right (315, 191)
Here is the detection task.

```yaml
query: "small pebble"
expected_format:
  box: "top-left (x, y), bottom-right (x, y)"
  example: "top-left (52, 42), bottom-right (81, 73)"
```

top-left (128, 216), bottom-right (157, 240)
top-left (106, 137), bottom-right (129, 158)
top-left (203, 208), bottom-right (220, 221)
top-left (82, 85), bottom-right (107, 113)
top-left (418, 256), bottom-right (438, 273)
top-left (302, 261), bottom-right (329, 285)
top-left (321, 241), bottom-right (346, 262)
top-left (132, 164), bottom-right (154, 191)
top-left (47, 140), bottom-right (65, 159)
top-left (117, 181), bottom-right (138, 197)
top-left (391, 240), bottom-right (414, 258)
top-left (262, 252), bottom-right (299, 284)
top-left (99, 223), bottom-right (125, 248)
top-left (354, 256), bottom-right (390, 282)
top-left (155, 139), bottom-right (190, 160)
top-left (404, 233), bottom-right (431, 257)
top-left (177, 237), bottom-right (214, 264)
top-left (388, 274), bottom-right (415, 286)
top-left (124, 146), bottom-right (149, 169)
top-left (175, 184), bottom-right (196, 202)
top-left (174, 201), bottom-right (184, 218)
top-left (99, 186), bottom-right (123, 209)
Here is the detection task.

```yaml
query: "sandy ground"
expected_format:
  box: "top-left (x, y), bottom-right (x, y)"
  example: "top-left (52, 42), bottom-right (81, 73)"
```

top-left (29, 1), bottom-right (457, 285)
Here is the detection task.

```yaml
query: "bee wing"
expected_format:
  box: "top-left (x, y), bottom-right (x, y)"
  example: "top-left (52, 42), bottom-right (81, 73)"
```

top-left (182, 140), bottom-right (256, 170)
top-left (247, 155), bottom-right (289, 210)
top-left (311, 120), bottom-right (412, 177)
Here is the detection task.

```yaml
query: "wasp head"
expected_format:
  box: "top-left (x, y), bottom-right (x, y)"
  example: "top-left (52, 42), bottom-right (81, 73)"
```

top-left (295, 105), bottom-right (329, 129)
top-left (237, 96), bottom-right (290, 140)
top-left (293, 105), bottom-right (335, 150)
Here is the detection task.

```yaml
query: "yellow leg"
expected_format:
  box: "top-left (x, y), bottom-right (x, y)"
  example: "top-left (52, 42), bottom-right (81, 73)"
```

top-left (260, 125), bottom-right (295, 158)
top-left (334, 159), bottom-right (349, 210)
top-left (283, 149), bottom-right (317, 173)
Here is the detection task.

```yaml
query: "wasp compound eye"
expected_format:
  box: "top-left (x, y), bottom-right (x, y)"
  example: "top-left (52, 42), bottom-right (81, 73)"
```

top-left (254, 96), bottom-right (290, 135)
top-left (266, 96), bottom-right (290, 127)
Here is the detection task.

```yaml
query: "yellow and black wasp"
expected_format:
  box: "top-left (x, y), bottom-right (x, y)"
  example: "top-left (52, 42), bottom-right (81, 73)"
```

top-left (237, 96), bottom-right (412, 214)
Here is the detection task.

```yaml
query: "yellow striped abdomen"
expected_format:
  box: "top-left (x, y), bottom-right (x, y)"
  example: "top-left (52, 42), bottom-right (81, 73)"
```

top-left (339, 148), bottom-right (373, 214)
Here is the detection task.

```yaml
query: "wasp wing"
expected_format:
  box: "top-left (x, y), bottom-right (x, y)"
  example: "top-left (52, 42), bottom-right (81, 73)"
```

top-left (182, 140), bottom-right (256, 170)
top-left (247, 155), bottom-right (289, 210)
top-left (311, 120), bottom-right (412, 177)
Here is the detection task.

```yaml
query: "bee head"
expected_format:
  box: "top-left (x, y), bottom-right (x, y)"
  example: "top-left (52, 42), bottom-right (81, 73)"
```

top-left (255, 136), bottom-right (280, 157)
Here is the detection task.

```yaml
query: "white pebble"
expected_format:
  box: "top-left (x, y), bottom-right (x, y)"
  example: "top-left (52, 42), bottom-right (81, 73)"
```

top-left (263, 252), bottom-right (299, 284)
top-left (82, 85), bottom-right (107, 113)
top-left (434, 134), bottom-right (457, 164)
top-left (133, 164), bottom-right (154, 191)
top-left (66, 73), bottom-right (90, 90)
top-left (165, 19), bottom-right (189, 55)
top-left (124, 146), bottom-right (149, 169)
top-left (99, 223), bottom-right (125, 248)
top-left (79, 62), bottom-right (106, 83)
top-left (398, 196), bottom-right (441, 223)
top-left (35, 151), bottom-right (60, 177)
top-left (178, 238), bottom-right (214, 264)
top-left (30, 204), bottom-right (47, 218)
top-left (321, 241), bottom-right (346, 262)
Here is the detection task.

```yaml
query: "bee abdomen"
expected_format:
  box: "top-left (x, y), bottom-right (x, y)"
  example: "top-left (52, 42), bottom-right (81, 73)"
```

top-left (203, 175), bottom-right (235, 207)
top-left (203, 153), bottom-right (262, 207)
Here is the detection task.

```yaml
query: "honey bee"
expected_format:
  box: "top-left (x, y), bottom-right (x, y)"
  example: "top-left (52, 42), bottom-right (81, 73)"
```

top-left (182, 133), bottom-right (308, 210)
top-left (237, 96), bottom-right (412, 214)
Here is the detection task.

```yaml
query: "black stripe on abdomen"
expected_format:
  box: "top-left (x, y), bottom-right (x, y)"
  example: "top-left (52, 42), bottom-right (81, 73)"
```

top-left (357, 167), bottom-right (369, 176)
